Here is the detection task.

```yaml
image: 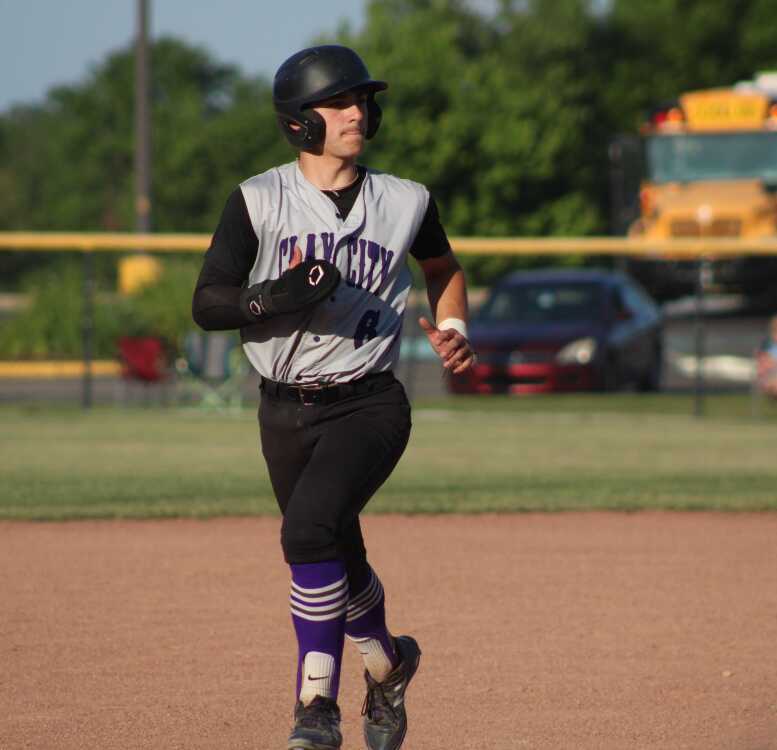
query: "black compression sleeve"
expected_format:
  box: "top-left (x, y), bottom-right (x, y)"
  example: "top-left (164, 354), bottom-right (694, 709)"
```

top-left (192, 188), bottom-right (259, 330)
top-left (192, 284), bottom-right (250, 331)
top-left (409, 195), bottom-right (451, 260)
top-left (198, 187), bottom-right (258, 284)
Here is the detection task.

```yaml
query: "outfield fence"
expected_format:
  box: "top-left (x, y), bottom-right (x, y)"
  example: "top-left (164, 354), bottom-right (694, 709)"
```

top-left (2, 231), bottom-right (776, 413)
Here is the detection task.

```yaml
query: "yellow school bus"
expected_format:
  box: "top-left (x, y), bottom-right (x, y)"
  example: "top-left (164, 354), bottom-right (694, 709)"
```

top-left (620, 72), bottom-right (777, 299)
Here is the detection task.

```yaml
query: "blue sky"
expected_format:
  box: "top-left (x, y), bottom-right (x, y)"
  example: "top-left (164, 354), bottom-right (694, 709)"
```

top-left (0, 0), bottom-right (367, 112)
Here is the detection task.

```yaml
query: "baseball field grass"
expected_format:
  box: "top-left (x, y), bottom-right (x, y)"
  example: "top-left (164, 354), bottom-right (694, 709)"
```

top-left (3, 393), bottom-right (777, 520)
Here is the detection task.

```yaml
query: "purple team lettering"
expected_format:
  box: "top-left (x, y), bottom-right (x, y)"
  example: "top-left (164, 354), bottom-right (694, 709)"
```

top-left (278, 233), bottom-right (394, 296)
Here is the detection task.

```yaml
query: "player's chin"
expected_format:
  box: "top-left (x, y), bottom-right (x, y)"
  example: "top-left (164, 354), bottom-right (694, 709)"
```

top-left (339, 134), bottom-right (365, 155)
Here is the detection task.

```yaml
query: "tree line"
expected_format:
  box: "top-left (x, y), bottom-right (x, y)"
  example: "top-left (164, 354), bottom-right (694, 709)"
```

top-left (2, 0), bottom-right (777, 285)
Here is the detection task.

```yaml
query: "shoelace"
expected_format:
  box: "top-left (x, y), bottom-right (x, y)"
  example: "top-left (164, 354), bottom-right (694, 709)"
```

top-left (361, 681), bottom-right (398, 723)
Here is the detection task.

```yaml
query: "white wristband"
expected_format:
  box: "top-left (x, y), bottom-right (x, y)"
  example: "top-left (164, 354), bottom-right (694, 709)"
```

top-left (437, 317), bottom-right (468, 339)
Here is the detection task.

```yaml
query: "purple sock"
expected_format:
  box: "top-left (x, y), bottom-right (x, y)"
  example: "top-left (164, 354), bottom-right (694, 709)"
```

top-left (344, 566), bottom-right (398, 676)
top-left (289, 560), bottom-right (348, 703)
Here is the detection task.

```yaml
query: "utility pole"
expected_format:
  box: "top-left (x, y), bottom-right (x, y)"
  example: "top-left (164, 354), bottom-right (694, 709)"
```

top-left (110, 0), bottom-right (159, 405)
top-left (135, 0), bottom-right (151, 234)
top-left (119, 0), bottom-right (160, 295)
top-left (85, 3), bottom-right (154, 408)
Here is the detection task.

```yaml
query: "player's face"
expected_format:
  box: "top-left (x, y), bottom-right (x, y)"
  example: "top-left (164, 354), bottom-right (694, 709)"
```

top-left (313, 90), bottom-right (370, 160)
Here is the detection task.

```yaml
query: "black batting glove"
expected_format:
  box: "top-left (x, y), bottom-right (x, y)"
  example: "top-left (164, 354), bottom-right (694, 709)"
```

top-left (239, 259), bottom-right (341, 321)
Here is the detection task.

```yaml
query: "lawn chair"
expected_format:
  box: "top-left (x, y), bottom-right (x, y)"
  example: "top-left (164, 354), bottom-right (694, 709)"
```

top-left (177, 331), bottom-right (248, 410)
top-left (751, 347), bottom-right (777, 418)
top-left (116, 336), bottom-right (174, 405)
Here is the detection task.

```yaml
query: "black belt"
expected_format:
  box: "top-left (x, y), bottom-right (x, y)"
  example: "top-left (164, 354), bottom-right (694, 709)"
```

top-left (261, 371), bottom-right (395, 405)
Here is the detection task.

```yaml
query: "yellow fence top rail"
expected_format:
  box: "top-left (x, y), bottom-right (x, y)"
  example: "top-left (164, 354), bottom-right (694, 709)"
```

top-left (3, 231), bottom-right (777, 258)
top-left (0, 232), bottom-right (208, 252)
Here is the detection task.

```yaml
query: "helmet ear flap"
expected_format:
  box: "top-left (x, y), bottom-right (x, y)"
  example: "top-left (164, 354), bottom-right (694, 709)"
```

top-left (300, 110), bottom-right (325, 149)
top-left (366, 96), bottom-right (382, 140)
top-left (277, 111), bottom-right (325, 150)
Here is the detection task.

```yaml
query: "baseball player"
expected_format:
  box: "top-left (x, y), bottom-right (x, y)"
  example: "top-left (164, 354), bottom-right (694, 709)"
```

top-left (192, 45), bottom-right (475, 750)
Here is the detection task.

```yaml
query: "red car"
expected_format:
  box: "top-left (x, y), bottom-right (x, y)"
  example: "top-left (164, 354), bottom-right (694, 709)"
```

top-left (450, 269), bottom-right (664, 394)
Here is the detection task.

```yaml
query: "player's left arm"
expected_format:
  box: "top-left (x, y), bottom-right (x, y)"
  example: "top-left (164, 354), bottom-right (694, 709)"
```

top-left (417, 251), bottom-right (476, 375)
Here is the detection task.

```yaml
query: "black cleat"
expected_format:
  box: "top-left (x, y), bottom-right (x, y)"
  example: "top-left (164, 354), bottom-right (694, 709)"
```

top-left (287, 695), bottom-right (342, 750)
top-left (361, 635), bottom-right (421, 750)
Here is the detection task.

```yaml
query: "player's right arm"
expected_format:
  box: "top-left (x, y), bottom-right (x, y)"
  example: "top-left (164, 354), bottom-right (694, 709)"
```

top-left (192, 188), bottom-right (261, 331)
top-left (192, 189), bottom-right (338, 331)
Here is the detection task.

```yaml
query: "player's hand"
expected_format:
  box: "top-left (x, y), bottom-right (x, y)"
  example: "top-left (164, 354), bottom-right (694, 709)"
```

top-left (240, 249), bottom-right (340, 320)
top-left (419, 316), bottom-right (477, 374)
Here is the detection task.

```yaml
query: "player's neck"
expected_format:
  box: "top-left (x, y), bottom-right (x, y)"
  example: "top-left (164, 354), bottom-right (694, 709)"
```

top-left (298, 153), bottom-right (359, 192)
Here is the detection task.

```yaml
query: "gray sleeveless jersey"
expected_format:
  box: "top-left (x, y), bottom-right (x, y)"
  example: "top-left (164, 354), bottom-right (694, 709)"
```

top-left (239, 161), bottom-right (429, 384)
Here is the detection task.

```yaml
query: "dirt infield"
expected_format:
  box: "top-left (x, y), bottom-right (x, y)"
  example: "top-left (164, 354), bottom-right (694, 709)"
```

top-left (2, 513), bottom-right (776, 750)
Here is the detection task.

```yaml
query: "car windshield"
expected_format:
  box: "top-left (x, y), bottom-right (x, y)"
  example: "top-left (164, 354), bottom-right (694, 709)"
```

top-left (646, 132), bottom-right (777, 186)
top-left (477, 281), bottom-right (603, 324)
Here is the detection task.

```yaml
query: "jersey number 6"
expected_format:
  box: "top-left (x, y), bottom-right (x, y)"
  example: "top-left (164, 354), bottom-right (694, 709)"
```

top-left (354, 310), bottom-right (380, 349)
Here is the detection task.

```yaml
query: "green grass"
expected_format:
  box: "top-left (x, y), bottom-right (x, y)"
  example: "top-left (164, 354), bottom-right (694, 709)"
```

top-left (2, 394), bottom-right (777, 520)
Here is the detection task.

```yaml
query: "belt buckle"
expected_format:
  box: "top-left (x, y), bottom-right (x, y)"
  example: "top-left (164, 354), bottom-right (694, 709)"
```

top-left (299, 383), bottom-right (324, 406)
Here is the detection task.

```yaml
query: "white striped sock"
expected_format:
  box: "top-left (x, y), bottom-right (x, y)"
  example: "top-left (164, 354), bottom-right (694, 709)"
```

top-left (346, 571), bottom-right (384, 622)
top-left (290, 574), bottom-right (348, 622)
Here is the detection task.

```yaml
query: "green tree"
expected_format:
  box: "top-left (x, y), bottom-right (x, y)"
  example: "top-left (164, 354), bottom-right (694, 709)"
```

top-left (334, 0), bottom-right (494, 212)
top-left (0, 38), bottom-right (288, 234)
top-left (597, 0), bottom-right (777, 134)
top-left (0, 38), bottom-right (290, 287)
top-left (332, 0), bottom-right (605, 281)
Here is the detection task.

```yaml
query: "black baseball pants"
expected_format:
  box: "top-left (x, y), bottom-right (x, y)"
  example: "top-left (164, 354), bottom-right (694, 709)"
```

top-left (258, 373), bottom-right (412, 593)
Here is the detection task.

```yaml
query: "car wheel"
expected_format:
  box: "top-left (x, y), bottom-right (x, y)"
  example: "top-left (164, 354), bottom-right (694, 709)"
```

top-left (638, 346), bottom-right (663, 392)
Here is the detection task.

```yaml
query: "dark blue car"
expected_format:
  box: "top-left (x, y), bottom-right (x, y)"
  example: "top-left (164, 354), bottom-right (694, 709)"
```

top-left (450, 268), bottom-right (664, 394)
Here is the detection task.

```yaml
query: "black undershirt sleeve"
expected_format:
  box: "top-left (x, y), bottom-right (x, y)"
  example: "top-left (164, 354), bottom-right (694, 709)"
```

top-left (409, 195), bottom-right (452, 261)
top-left (192, 188), bottom-right (260, 331)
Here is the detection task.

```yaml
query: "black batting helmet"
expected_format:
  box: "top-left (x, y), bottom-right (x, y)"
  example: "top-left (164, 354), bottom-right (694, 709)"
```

top-left (272, 45), bottom-right (388, 150)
